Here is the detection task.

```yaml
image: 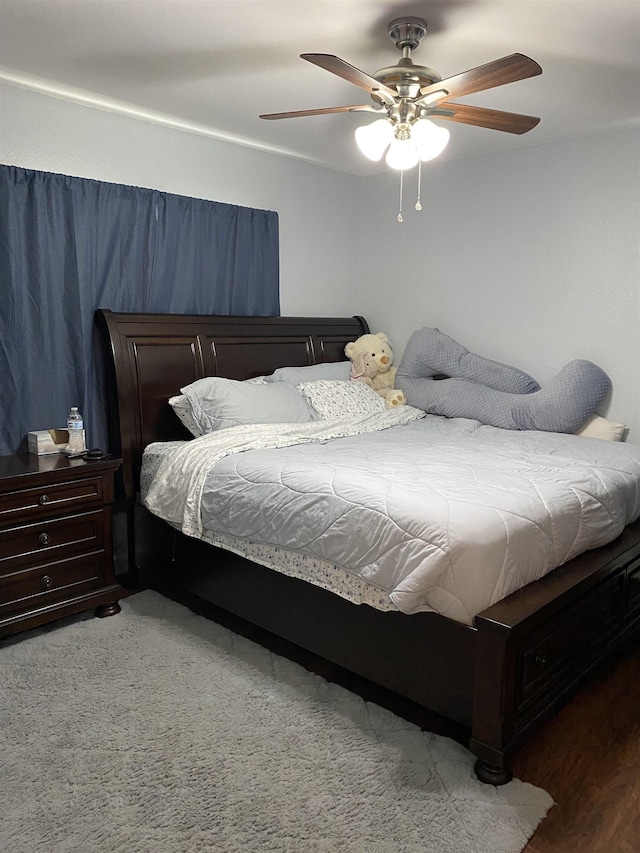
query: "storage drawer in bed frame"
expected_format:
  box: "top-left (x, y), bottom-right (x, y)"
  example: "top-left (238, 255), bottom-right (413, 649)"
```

top-left (471, 528), bottom-right (640, 771)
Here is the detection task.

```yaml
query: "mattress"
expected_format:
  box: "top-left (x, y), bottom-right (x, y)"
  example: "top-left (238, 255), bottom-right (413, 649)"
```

top-left (142, 411), bottom-right (640, 625)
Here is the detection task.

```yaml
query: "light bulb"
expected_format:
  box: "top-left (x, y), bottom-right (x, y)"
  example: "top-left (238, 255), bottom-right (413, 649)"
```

top-left (354, 119), bottom-right (394, 161)
top-left (385, 136), bottom-right (420, 171)
top-left (411, 119), bottom-right (450, 161)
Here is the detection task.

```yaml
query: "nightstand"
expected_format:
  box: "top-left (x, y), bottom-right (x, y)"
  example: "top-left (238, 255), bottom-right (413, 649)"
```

top-left (0, 453), bottom-right (123, 638)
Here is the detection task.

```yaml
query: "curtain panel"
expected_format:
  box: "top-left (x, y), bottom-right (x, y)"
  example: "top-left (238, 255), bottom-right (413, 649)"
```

top-left (0, 165), bottom-right (280, 455)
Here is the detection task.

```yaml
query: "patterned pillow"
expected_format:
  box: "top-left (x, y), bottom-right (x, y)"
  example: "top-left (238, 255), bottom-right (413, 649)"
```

top-left (297, 380), bottom-right (386, 420)
top-left (169, 395), bottom-right (204, 437)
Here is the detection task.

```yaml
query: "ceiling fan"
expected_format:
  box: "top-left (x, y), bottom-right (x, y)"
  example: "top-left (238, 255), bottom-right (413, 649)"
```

top-left (260, 16), bottom-right (542, 170)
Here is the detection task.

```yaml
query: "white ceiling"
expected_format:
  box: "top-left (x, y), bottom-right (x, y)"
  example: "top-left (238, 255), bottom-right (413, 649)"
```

top-left (1, 0), bottom-right (639, 176)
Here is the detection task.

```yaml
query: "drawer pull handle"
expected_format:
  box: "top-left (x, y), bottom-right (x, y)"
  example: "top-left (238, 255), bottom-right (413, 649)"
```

top-left (38, 494), bottom-right (50, 505)
top-left (534, 652), bottom-right (547, 668)
top-left (40, 575), bottom-right (53, 590)
top-left (38, 532), bottom-right (51, 546)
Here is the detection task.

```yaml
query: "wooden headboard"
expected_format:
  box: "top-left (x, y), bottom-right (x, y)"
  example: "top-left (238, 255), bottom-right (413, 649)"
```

top-left (95, 310), bottom-right (369, 500)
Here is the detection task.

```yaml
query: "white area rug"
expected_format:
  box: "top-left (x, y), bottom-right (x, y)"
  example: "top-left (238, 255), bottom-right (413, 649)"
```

top-left (1, 591), bottom-right (553, 852)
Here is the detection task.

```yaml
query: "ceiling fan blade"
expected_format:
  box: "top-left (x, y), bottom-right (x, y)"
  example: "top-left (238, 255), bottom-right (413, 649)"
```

top-left (301, 53), bottom-right (398, 103)
top-left (436, 102), bottom-right (540, 134)
top-left (420, 53), bottom-right (542, 100)
top-left (260, 104), bottom-right (378, 120)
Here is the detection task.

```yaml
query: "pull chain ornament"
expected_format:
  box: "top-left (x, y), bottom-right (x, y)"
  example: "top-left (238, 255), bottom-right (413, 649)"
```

top-left (397, 170), bottom-right (404, 223)
top-left (415, 161), bottom-right (423, 211)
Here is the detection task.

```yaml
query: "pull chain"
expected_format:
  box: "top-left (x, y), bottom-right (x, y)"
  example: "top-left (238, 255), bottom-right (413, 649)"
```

top-left (397, 170), bottom-right (404, 223)
top-left (415, 160), bottom-right (423, 211)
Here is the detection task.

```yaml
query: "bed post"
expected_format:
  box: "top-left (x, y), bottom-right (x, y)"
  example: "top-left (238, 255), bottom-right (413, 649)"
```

top-left (469, 620), bottom-right (516, 784)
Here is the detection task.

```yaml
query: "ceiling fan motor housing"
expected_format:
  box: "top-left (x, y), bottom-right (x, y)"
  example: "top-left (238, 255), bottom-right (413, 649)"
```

top-left (374, 59), bottom-right (442, 91)
top-left (374, 17), bottom-right (442, 100)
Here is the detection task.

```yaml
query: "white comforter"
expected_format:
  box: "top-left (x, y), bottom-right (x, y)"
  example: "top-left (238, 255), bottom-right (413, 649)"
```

top-left (143, 411), bottom-right (640, 625)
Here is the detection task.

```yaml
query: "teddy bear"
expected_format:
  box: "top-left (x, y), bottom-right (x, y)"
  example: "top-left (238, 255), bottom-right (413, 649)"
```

top-left (345, 332), bottom-right (406, 408)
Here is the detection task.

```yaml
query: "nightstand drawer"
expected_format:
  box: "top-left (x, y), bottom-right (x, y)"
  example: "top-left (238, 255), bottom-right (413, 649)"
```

top-left (0, 476), bottom-right (105, 524)
top-left (0, 510), bottom-right (105, 573)
top-left (0, 552), bottom-right (105, 614)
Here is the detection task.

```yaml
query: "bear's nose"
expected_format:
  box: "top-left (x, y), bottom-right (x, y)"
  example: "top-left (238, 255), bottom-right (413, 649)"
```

top-left (380, 355), bottom-right (389, 365)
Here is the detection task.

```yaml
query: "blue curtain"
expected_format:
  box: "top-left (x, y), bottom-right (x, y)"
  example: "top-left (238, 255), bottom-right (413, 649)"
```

top-left (0, 165), bottom-right (280, 455)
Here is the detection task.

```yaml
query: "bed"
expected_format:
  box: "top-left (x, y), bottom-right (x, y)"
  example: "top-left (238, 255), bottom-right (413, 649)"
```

top-left (97, 308), bottom-right (640, 785)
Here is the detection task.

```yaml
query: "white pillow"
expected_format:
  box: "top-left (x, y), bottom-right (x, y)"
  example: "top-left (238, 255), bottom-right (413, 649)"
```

top-left (170, 376), bottom-right (274, 437)
top-left (298, 379), bottom-right (387, 420)
top-left (267, 361), bottom-right (352, 385)
top-left (180, 376), bottom-right (315, 434)
top-left (574, 414), bottom-right (626, 441)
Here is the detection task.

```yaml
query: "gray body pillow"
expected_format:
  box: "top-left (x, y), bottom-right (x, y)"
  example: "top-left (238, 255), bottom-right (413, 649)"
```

top-left (396, 327), bottom-right (611, 433)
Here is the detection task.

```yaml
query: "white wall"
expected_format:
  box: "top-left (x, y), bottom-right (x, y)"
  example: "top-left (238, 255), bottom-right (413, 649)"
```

top-left (0, 82), bottom-right (364, 318)
top-left (359, 130), bottom-right (640, 438)
top-left (2, 81), bottom-right (639, 438)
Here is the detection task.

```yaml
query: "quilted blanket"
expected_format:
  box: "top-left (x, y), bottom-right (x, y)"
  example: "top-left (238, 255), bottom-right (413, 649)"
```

top-left (143, 412), bottom-right (640, 625)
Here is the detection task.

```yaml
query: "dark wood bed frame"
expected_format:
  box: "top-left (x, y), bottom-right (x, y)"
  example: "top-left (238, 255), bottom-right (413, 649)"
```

top-left (96, 308), bottom-right (640, 785)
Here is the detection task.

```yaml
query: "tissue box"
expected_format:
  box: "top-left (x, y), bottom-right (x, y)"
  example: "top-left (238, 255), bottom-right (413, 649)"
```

top-left (28, 428), bottom-right (70, 455)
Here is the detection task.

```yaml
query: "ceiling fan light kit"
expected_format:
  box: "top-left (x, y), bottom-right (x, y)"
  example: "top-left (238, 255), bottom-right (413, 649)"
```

top-left (355, 117), bottom-right (451, 169)
top-left (260, 15), bottom-right (542, 220)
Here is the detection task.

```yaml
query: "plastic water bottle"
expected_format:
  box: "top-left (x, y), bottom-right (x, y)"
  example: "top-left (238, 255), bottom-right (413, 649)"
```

top-left (65, 407), bottom-right (86, 454)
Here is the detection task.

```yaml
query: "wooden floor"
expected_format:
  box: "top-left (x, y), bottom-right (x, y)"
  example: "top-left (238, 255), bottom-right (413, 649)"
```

top-left (513, 641), bottom-right (640, 853)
